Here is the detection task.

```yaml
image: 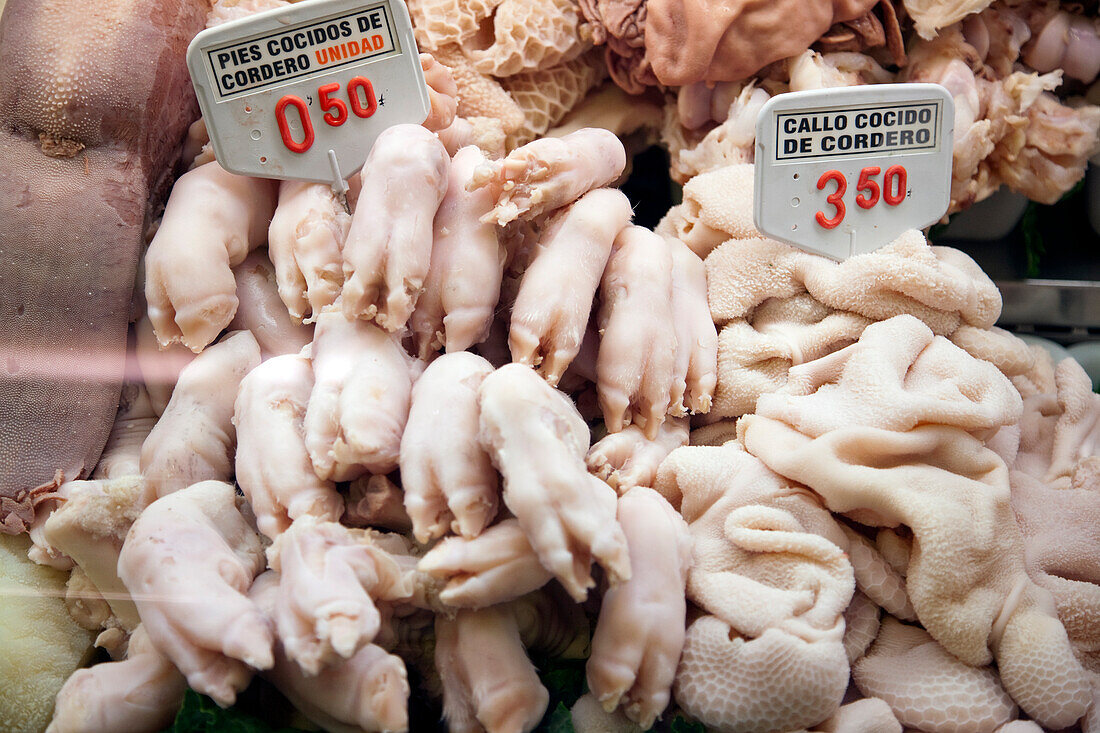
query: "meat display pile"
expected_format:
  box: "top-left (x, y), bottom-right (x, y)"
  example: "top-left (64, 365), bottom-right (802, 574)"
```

top-left (1, 0), bottom-right (1099, 732)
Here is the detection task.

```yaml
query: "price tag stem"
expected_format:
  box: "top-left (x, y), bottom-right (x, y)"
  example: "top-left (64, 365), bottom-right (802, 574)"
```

top-left (327, 149), bottom-right (350, 213)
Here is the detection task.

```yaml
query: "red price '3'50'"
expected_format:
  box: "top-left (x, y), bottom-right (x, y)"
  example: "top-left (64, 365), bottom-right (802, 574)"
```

top-left (814, 165), bottom-right (908, 229)
top-left (275, 76), bottom-right (378, 154)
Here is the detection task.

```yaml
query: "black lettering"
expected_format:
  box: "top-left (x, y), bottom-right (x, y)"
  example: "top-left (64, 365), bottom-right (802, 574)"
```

top-left (249, 44), bottom-right (262, 62)
top-left (368, 10), bottom-right (383, 29)
top-left (798, 117), bottom-right (811, 134)
top-left (886, 130), bottom-right (897, 146)
top-left (855, 113), bottom-right (867, 129)
top-left (822, 136), bottom-right (835, 152)
top-left (834, 114), bottom-right (847, 131)
top-left (221, 73), bottom-right (235, 90)
top-left (916, 128), bottom-right (930, 144)
top-left (358, 16), bottom-right (370, 32)
top-left (900, 129), bottom-right (914, 145)
top-left (783, 139), bottom-right (798, 154)
top-left (854, 133), bottom-right (868, 149)
top-left (217, 52), bottom-right (232, 69)
top-left (268, 39), bottom-right (280, 56)
top-left (902, 109), bottom-right (916, 125)
top-left (838, 134), bottom-right (852, 150)
top-left (870, 132), bottom-right (883, 147)
top-left (340, 20), bottom-right (352, 37)
top-left (918, 107), bottom-right (932, 123)
top-left (261, 64), bottom-right (273, 80)
top-left (784, 118), bottom-right (797, 134)
top-left (234, 69), bottom-right (248, 87)
top-left (869, 112), bottom-right (881, 127)
top-left (883, 110), bottom-right (895, 126)
top-left (799, 138), bottom-right (811, 153)
top-left (247, 66), bottom-right (261, 84)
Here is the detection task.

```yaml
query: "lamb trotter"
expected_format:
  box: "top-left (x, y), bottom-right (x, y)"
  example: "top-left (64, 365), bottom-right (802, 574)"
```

top-left (0, 0), bottom-right (207, 532)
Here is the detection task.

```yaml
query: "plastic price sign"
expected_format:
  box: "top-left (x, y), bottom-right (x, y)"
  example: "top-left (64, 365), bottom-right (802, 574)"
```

top-left (186, 0), bottom-right (430, 202)
top-left (754, 84), bottom-right (954, 260)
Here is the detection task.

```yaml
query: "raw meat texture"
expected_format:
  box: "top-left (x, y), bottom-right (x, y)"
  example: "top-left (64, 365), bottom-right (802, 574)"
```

top-left (545, 84), bottom-right (663, 140)
top-left (435, 605), bottom-right (549, 733)
top-left (234, 354), bottom-right (343, 540)
top-left (419, 518), bottom-right (554, 608)
top-left (206, 0), bottom-right (291, 26)
top-left (117, 481), bottom-right (271, 707)
top-left (344, 474), bottom-right (413, 533)
top-left (989, 89), bottom-right (1100, 205)
top-left (501, 52), bottom-right (608, 148)
top-left (812, 697), bottom-right (902, 733)
top-left (655, 442), bottom-right (854, 733)
top-left (410, 146), bottom-right (503, 358)
top-left (462, 0), bottom-right (588, 77)
top-left (643, 0), bottom-right (878, 86)
top-left (265, 517), bottom-right (415, 675)
top-left (852, 617), bottom-right (1017, 733)
top-left (816, 1), bottom-right (906, 66)
top-left (407, 0), bottom-right (500, 51)
top-left (478, 364), bottom-right (631, 600)
top-left (787, 50), bottom-right (894, 92)
top-left (250, 571), bottom-right (410, 733)
top-left (47, 625), bottom-right (186, 733)
top-left (1023, 9), bottom-right (1100, 84)
top-left (266, 181), bottom-right (350, 324)
top-left (738, 315), bottom-right (1092, 729)
top-left (420, 52), bottom-right (459, 132)
top-left (140, 331), bottom-right (261, 498)
top-left (135, 313), bottom-right (195, 416)
top-left (705, 231), bottom-right (1001, 336)
top-left (587, 487), bottom-right (692, 728)
top-left (1010, 358), bottom-right (1100, 673)
top-left (305, 309), bottom-right (419, 481)
top-left (843, 591), bottom-right (881, 664)
top-left (0, 534), bottom-right (96, 733)
top-left (144, 162), bottom-right (278, 352)
top-left (473, 127), bottom-right (627, 226)
top-left (401, 352), bottom-right (499, 543)
top-left (569, 692), bottom-right (644, 733)
top-left (92, 382), bottom-right (157, 480)
top-left (668, 236), bottom-right (718, 415)
top-left (586, 417), bottom-right (689, 493)
top-left (577, 0), bottom-right (653, 93)
top-left (664, 83), bottom-right (771, 183)
top-left (905, 0), bottom-right (995, 40)
top-left (432, 45), bottom-right (527, 136)
top-left (660, 164), bottom-right (757, 251)
top-left (42, 476), bottom-right (151, 631)
top-left (510, 189), bottom-right (633, 385)
top-left (596, 225), bottom-right (677, 436)
top-left (0, 0), bottom-right (207, 533)
top-left (342, 124), bottom-right (450, 331)
top-left (227, 250), bottom-right (314, 359)
top-left (437, 115), bottom-right (508, 158)
top-left (713, 293), bottom-right (870, 419)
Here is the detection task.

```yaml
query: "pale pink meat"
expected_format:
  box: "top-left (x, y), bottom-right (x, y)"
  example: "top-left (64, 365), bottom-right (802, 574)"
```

top-left (587, 487), bottom-right (692, 728)
top-left (227, 250), bottom-right (314, 359)
top-left (479, 364), bottom-right (631, 600)
top-left (234, 354), bottom-right (343, 540)
top-left (117, 481), bottom-right (272, 707)
top-left (510, 189), bottom-right (634, 385)
top-left (265, 517), bottom-right (415, 675)
top-left (341, 124), bottom-right (450, 331)
top-left (305, 308), bottom-right (420, 481)
top-left (250, 572), bottom-right (410, 733)
top-left (419, 518), bottom-right (553, 608)
top-left (435, 606), bottom-right (549, 733)
top-left (471, 128), bottom-right (627, 226)
top-left (401, 352), bottom-right (499, 543)
top-left (586, 416), bottom-right (689, 493)
top-left (47, 625), bottom-right (186, 733)
top-left (140, 330), bottom-right (261, 498)
top-left (410, 146), bottom-right (504, 359)
top-left (266, 181), bottom-right (350, 324)
top-left (596, 225), bottom-right (678, 438)
top-left (144, 162), bottom-right (277, 353)
top-left (668, 237), bottom-right (718, 415)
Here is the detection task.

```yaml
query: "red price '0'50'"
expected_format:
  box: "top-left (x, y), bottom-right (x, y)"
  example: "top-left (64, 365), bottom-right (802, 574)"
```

top-left (275, 76), bottom-right (378, 154)
top-left (814, 165), bottom-right (908, 229)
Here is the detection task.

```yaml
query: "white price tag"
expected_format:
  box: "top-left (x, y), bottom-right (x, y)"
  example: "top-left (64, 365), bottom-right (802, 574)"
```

top-left (754, 84), bottom-right (954, 260)
top-left (186, 0), bottom-right (430, 190)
